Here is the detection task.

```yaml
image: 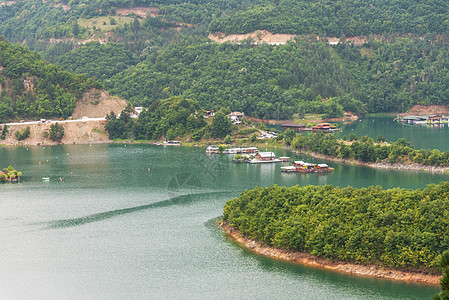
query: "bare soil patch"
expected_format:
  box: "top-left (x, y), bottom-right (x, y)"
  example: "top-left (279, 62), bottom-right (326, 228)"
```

top-left (219, 221), bottom-right (440, 285)
top-left (399, 105), bottom-right (449, 116)
top-left (2, 120), bottom-right (109, 146)
top-left (209, 30), bottom-right (296, 44)
top-left (0, 1), bottom-right (16, 7)
top-left (115, 7), bottom-right (160, 18)
top-left (55, 3), bottom-right (70, 11)
top-left (72, 89), bottom-right (128, 118)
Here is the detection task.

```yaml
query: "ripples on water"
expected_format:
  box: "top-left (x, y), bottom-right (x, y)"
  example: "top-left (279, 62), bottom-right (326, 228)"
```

top-left (0, 142), bottom-right (440, 299)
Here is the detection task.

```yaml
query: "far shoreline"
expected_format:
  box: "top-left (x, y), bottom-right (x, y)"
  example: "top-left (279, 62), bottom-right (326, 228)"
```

top-left (218, 220), bottom-right (441, 285)
top-left (292, 149), bottom-right (449, 173)
top-left (3, 138), bottom-right (449, 174)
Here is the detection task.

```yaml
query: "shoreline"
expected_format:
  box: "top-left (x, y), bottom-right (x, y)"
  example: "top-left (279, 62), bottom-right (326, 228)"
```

top-left (5, 138), bottom-right (449, 174)
top-left (218, 221), bottom-right (441, 285)
top-left (291, 149), bottom-right (449, 173)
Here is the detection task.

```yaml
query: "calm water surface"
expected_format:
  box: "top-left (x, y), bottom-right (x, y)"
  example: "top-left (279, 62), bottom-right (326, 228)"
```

top-left (0, 143), bottom-right (442, 299)
top-left (339, 116), bottom-right (449, 150)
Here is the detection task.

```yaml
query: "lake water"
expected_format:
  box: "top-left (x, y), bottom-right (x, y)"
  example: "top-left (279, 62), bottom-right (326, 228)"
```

top-left (269, 116), bottom-right (449, 151)
top-left (339, 116), bottom-right (449, 151)
top-left (0, 142), bottom-right (442, 299)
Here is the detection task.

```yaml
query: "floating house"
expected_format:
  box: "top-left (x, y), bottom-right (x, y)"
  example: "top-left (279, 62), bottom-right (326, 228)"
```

top-left (163, 140), bottom-right (181, 146)
top-left (249, 152), bottom-right (282, 164)
top-left (281, 123), bottom-right (306, 131)
top-left (222, 147), bottom-right (259, 154)
top-left (281, 161), bottom-right (333, 173)
top-left (400, 115), bottom-right (429, 125)
top-left (255, 152), bottom-right (276, 161)
top-left (241, 147), bottom-right (259, 154)
top-left (206, 145), bottom-right (220, 154)
top-left (399, 115), bottom-right (448, 125)
top-left (279, 156), bottom-right (291, 162)
top-left (311, 123), bottom-right (338, 132)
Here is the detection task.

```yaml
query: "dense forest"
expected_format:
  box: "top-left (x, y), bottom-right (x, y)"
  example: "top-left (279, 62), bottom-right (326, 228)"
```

top-left (104, 96), bottom-right (233, 140)
top-left (2, 0), bottom-right (449, 119)
top-left (291, 132), bottom-right (449, 167)
top-left (223, 183), bottom-right (449, 272)
top-left (105, 37), bottom-right (449, 117)
top-left (0, 40), bottom-right (101, 122)
top-left (209, 0), bottom-right (449, 36)
top-left (0, 0), bottom-right (251, 43)
top-left (3, 0), bottom-right (449, 43)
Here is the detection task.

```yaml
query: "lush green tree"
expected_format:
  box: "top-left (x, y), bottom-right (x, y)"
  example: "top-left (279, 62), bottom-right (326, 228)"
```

top-left (223, 183), bottom-right (449, 272)
top-left (1, 124), bottom-right (8, 139)
top-left (49, 122), bottom-right (65, 142)
top-left (15, 126), bottom-right (30, 140)
top-left (105, 111), bottom-right (127, 139)
top-left (434, 250), bottom-right (449, 300)
top-left (224, 135), bottom-right (232, 144)
top-left (212, 111), bottom-right (232, 138)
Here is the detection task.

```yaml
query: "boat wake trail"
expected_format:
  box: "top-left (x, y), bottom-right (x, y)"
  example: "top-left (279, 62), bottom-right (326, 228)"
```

top-left (44, 191), bottom-right (225, 229)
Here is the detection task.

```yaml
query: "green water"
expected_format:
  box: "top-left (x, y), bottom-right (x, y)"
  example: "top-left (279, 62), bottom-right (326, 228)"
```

top-left (339, 116), bottom-right (449, 150)
top-left (0, 143), bottom-right (442, 299)
top-left (270, 116), bottom-right (449, 150)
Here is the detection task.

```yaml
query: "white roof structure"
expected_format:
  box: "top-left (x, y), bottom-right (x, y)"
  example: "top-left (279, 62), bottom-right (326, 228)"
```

top-left (281, 166), bottom-right (296, 170)
top-left (228, 112), bottom-right (245, 117)
top-left (258, 152), bottom-right (275, 158)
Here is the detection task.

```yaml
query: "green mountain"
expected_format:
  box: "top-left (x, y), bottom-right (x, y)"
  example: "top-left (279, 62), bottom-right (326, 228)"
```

top-left (0, 39), bottom-right (102, 122)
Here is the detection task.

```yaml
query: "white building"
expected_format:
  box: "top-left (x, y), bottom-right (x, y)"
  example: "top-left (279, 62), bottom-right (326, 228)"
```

top-left (227, 112), bottom-right (245, 124)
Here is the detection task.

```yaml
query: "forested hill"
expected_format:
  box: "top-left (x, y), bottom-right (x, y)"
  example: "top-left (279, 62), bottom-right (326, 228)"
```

top-left (3, 0), bottom-right (449, 119)
top-left (2, 0), bottom-right (448, 41)
top-left (223, 183), bottom-right (449, 273)
top-left (209, 0), bottom-right (449, 36)
top-left (0, 40), bottom-right (102, 122)
top-left (105, 37), bottom-right (449, 118)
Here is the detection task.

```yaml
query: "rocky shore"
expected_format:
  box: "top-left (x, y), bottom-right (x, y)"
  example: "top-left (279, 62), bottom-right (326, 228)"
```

top-left (219, 221), bottom-right (440, 285)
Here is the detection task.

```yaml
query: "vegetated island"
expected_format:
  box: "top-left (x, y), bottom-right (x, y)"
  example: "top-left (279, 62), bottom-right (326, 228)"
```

top-left (288, 131), bottom-right (449, 173)
top-left (0, 165), bottom-right (21, 182)
top-left (220, 183), bottom-right (449, 285)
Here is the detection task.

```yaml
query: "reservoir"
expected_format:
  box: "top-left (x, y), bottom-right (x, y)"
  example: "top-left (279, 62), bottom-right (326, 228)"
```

top-left (339, 116), bottom-right (449, 151)
top-left (0, 143), bottom-right (441, 299)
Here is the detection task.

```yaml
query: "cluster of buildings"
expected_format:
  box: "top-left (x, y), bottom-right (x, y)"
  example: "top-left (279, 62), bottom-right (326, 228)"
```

top-left (281, 122), bottom-right (339, 132)
top-left (203, 111), bottom-right (246, 125)
top-left (281, 161), bottom-right (333, 173)
top-left (206, 146), bottom-right (333, 172)
top-left (398, 115), bottom-right (448, 125)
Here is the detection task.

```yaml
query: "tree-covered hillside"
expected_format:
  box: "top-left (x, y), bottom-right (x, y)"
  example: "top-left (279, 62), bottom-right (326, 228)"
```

top-left (104, 36), bottom-right (449, 118)
top-left (223, 183), bottom-right (449, 273)
top-left (0, 40), bottom-right (101, 122)
top-left (209, 0), bottom-right (449, 36)
top-left (3, 0), bottom-right (449, 118)
top-left (0, 0), bottom-right (253, 43)
top-left (54, 42), bottom-right (136, 82)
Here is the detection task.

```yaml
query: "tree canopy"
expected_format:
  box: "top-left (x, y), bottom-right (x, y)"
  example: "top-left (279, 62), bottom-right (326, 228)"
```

top-left (223, 183), bottom-right (449, 273)
top-left (0, 40), bottom-right (101, 122)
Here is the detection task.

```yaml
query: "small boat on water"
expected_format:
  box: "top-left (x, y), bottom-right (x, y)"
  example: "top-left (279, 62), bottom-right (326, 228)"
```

top-left (206, 145), bottom-right (220, 154)
top-left (281, 161), bottom-right (334, 173)
top-left (163, 140), bottom-right (180, 146)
